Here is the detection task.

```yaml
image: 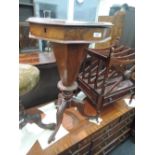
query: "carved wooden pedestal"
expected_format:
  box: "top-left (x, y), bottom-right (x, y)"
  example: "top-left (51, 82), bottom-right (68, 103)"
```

top-left (27, 17), bottom-right (112, 143)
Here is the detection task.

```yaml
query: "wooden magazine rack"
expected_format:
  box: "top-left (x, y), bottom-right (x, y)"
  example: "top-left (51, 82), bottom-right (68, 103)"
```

top-left (78, 41), bottom-right (135, 114)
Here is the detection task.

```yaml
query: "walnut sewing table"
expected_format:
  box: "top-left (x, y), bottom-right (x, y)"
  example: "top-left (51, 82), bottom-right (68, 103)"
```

top-left (27, 17), bottom-right (113, 142)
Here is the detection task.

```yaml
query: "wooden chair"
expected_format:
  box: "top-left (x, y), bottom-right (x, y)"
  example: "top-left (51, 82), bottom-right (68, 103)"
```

top-left (95, 10), bottom-right (126, 49)
top-left (78, 43), bottom-right (135, 115)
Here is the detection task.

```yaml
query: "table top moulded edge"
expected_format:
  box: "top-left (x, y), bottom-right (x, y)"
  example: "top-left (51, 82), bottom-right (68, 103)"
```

top-left (27, 17), bottom-right (113, 44)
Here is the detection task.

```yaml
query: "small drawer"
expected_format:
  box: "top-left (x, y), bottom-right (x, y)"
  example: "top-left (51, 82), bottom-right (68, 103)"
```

top-left (119, 132), bottom-right (130, 143)
top-left (120, 126), bottom-right (129, 134)
top-left (119, 112), bottom-right (130, 122)
top-left (92, 133), bottom-right (108, 147)
top-left (108, 118), bottom-right (119, 129)
top-left (92, 144), bottom-right (103, 154)
top-left (124, 118), bottom-right (131, 124)
top-left (128, 109), bottom-right (134, 116)
top-left (91, 127), bottom-right (107, 140)
top-left (80, 138), bottom-right (89, 146)
top-left (78, 143), bottom-right (91, 155)
top-left (91, 141), bottom-right (107, 154)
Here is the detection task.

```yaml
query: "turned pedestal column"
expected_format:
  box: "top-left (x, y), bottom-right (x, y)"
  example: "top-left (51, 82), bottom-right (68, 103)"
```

top-left (27, 17), bottom-right (112, 143)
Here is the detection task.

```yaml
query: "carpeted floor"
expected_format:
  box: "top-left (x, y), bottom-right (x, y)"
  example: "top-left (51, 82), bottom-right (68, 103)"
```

top-left (108, 137), bottom-right (135, 155)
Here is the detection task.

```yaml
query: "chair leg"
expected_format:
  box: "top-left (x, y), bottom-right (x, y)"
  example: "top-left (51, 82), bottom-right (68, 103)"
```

top-left (48, 99), bottom-right (68, 143)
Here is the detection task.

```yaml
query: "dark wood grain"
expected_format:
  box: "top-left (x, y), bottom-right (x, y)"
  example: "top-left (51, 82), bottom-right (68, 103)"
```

top-left (53, 43), bottom-right (88, 86)
top-left (27, 98), bottom-right (134, 155)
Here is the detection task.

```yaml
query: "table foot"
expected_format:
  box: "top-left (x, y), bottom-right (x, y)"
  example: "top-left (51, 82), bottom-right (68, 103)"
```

top-left (48, 95), bottom-right (68, 143)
